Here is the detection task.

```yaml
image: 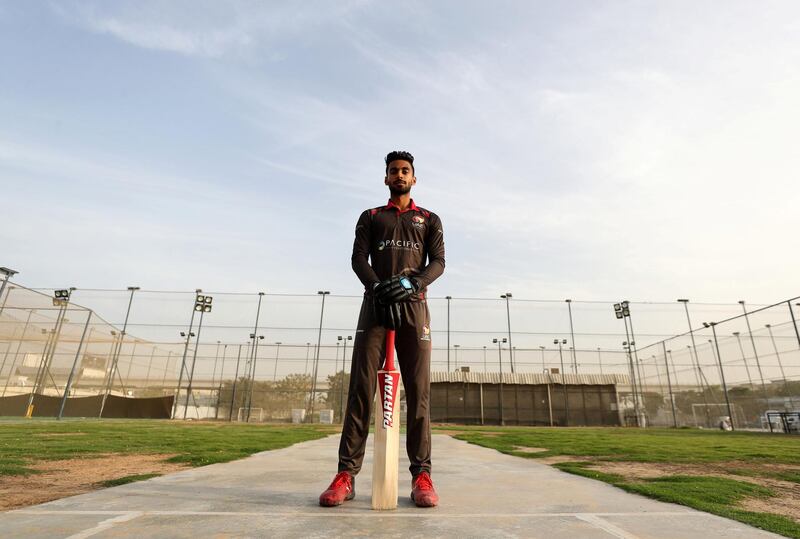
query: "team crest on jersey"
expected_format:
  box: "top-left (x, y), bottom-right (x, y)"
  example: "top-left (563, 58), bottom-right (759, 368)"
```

top-left (420, 325), bottom-right (431, 341)
top-left (411, 215), bottom-right (426, 229)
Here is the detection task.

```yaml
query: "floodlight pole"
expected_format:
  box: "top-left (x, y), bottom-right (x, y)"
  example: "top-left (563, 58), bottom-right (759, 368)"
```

top-left (30, 289), bottom-right (73, 413)
top-left (229, 344), bottom-right (243, 422)
top-left (661, 341), bottom-right (678, 428)
top-left (597, 347), bottom-right (603, 375)
top-left (215, 344), bottom-right (227, 419)
top-left (309, 291), bottom-right (329, 420)
top-left (272, 342), bottom-right (282, 381)
top-left (0, 285), bottom-right (12, 321)
top-left (788, 302), bottom-right (800, 350)
top-left (0, 267), bottom-right (19, 317)
top-left (739, 301), bottom-right (769, 400)
top-left (501, 293), bottom-right (514, 373)
top-left (58, 313), bottom-right (92, 420)
top-left (677, 299), bottom-right (712, 424)
top-left (183, 307), bottom-right (208, 420)
top-left (765, 324), bottom-right (793, 408)
top-left (709, 322), bottom-right (735, 429)
top-left (732, 332), bottom-right (755, 389)
top-left (764, 325), bottom-right (788, 385)
top-left (304, 342), bottom-right (311, 375)
top-left (37, 295), bottom-right (70, 393)
top-left (446, 296), bottom-right (452, 371)
top-left (27, 328), bottom-right (56, 412)
top-left (493, 338), bottom-right (506, 426)
top-left (245, 292), bottom-right (265, 422)
top-left (625, 309), bottom-right (646, 399)
top-left (171, 291), bottom-right (200, 419)
top-left (566, 299), bottom-right (577, 374)
top-left (340, 335), bottom-right (351, 421)
top-left (556, 338), bottom-right (569, 424)
top-left (101, 286), bottom-right (139, 417)
top-left (619, 310), bottom-right (641, 426)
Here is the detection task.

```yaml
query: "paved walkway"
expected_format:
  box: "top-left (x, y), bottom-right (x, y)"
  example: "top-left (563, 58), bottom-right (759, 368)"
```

top-left (1, 434), bottom-right (783, 538)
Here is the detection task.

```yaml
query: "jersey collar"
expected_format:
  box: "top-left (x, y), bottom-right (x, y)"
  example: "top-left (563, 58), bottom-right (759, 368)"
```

top-left (386, 198), bottom-right (418, 213)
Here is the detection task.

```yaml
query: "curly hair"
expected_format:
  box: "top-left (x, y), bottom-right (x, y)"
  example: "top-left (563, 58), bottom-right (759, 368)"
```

top-left (385, 150), bottom-right (415, 174)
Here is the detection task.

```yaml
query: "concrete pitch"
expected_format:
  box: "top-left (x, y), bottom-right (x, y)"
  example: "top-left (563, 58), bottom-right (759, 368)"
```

top-left (1, 434), bottom-right (784, 538)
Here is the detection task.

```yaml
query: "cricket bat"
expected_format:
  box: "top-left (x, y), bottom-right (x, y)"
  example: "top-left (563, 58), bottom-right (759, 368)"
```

top-left (371, 329), bottom-right (400, 510)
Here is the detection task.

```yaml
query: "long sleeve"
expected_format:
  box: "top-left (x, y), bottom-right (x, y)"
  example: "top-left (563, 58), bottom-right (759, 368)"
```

top-left (351, 210), bottom-right (381, 289)
top-left (413, 212), bottom-right (445, 289)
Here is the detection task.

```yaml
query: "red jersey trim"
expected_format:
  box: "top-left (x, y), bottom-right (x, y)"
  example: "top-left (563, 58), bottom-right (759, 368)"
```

top-left (386, 198), bottom-right (419, 214)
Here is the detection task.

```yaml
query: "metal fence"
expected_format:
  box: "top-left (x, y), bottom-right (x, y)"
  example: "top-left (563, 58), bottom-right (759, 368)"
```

top-left (632, 299), bottom-right (800, 429)
top-left (0, 279), bottom-right (798, 427)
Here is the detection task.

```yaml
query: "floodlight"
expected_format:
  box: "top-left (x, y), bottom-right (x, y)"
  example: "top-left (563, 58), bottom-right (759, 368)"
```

top-left (203, 305), bottom-right (212, 312)
top-left (194, 304), bottom-right (203, 312)
top-left (0, 267), bottom-right (18, 277)
top-left (622, 308), bottom-right (630, 316)
top-left (615, 311), bottom-right (624, 319)
top-left (621, 301), bottom-right (629, 308)
top-left (180, 332), bottom-right (186, 337)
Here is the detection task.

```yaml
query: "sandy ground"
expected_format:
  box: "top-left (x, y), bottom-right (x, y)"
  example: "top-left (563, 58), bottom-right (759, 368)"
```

top-left (0, 454), bottom-right (189, 511)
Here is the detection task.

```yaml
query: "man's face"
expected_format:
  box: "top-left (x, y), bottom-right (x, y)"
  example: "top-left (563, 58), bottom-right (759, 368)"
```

top-left (385, 159), bottom-right (416, 196)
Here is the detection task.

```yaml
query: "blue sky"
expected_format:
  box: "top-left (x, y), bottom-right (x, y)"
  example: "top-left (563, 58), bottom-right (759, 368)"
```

top-left (3, 1), bottom-right (800, 304)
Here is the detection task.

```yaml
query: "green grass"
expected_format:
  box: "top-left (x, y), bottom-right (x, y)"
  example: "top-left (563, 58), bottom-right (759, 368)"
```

top-left (436, 426), bottom-right (800, 464)
top-left (0, 418), bottom-right (336, 476)
top-left (99, 473), bottom-right (161, 487)
top-left (436, 426), bottom-right (800, 538)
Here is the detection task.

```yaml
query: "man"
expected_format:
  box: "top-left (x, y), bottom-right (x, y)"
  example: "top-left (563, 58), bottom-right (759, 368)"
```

top-left (319, 150), bottom-right (445, 508)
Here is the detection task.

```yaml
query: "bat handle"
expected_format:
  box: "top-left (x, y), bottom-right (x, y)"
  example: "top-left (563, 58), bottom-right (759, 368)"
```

top-left (384, 329), bottom-right (396, 371)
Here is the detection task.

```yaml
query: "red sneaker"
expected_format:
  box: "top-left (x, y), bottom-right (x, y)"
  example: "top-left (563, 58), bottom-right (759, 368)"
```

top-left (410, 472), bottom-right (439, 507)
top-left (319, 471), bottom-right (355, 507)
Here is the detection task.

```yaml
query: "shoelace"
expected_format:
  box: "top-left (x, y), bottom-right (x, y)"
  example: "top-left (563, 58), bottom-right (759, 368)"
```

top-left (414, 473), bottom-right (434, 491)
top-left (329, 472), bottom-right (351, 491)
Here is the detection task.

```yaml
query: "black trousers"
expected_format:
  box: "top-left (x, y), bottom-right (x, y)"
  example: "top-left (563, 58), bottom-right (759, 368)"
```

top-left (337, 297), bottom-right (432, 477)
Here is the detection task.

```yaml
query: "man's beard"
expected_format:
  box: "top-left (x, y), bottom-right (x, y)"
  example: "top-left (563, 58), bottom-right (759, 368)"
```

top-left (389, 184), bottom-right (412, 196)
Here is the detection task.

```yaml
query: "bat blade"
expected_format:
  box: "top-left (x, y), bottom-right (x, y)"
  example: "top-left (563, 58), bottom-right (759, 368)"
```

top-left (372, 332), bottom-right (400, 510)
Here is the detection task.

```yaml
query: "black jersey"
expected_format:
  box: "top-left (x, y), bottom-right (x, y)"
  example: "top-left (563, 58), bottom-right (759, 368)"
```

top-left (351, 199), bottom-right (445, 298)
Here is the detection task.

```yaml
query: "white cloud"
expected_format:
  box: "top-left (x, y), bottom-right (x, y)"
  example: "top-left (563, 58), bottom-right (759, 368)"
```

top-left (53, 1), bottom-right (370, 58)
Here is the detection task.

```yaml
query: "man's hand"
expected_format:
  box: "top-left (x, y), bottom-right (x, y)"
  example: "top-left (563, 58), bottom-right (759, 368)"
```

top-left (374, 300), bottom-right (403, 330)
top-left (374, 275), bottom-right (419, 304)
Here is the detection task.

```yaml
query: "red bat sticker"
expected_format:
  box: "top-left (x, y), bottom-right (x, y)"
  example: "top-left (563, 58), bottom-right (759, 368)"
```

top-left (379, 371), bottom-right (400, 428)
